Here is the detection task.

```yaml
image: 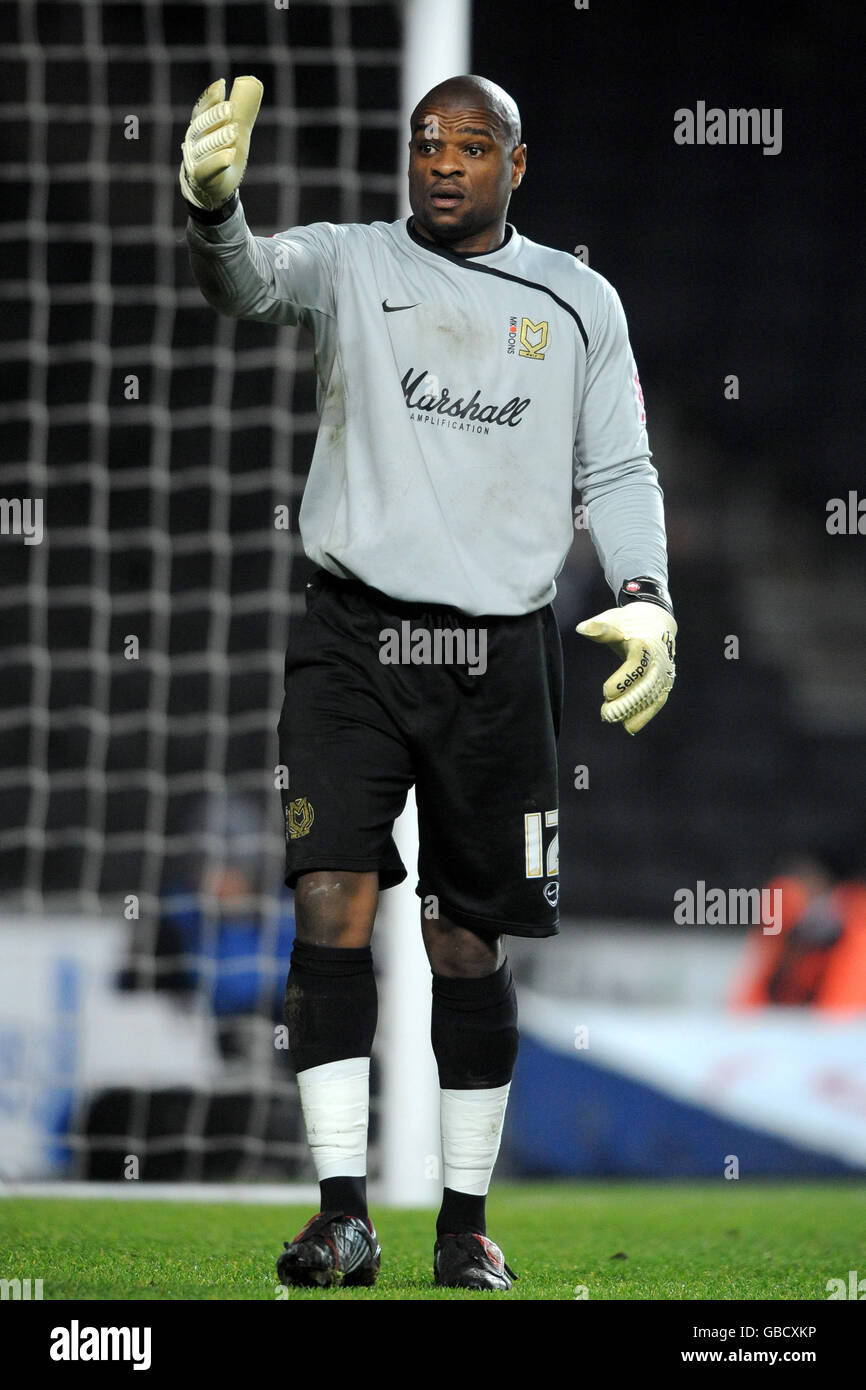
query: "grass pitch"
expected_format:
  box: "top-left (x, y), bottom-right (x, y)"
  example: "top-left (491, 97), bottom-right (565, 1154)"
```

top-left (0, 1182), bottom-right (862, 1300)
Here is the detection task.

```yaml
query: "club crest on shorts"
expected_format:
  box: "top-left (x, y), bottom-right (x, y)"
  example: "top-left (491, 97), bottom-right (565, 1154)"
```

top-left (285, 796), bottom-right (315, 839)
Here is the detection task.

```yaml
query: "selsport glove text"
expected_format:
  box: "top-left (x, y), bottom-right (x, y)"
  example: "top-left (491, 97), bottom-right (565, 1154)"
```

top-left (577, 599), bottom-right (676, 735)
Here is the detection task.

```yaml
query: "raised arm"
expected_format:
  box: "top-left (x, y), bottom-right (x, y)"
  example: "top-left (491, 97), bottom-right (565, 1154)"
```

top-left (180, 76), bottom-right (339, 326)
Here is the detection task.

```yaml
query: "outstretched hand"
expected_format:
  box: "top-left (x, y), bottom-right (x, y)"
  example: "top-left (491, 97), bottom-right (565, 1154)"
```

top-left (179, 75), bottom-right (263, 211)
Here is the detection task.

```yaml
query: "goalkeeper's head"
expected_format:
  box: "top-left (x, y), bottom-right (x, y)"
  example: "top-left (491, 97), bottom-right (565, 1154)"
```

top-left (407, 74), bottom-right (525, 254)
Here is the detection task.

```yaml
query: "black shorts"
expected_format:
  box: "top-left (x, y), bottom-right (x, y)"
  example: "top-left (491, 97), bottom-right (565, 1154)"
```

top-left (277, 569), bottom-right (564, 938)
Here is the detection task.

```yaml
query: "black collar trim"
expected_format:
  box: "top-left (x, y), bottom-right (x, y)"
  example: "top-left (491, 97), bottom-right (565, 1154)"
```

top-left (405, 217), bottom-right (589, 351)
top-left (407, 216), bottom-right (514, 258)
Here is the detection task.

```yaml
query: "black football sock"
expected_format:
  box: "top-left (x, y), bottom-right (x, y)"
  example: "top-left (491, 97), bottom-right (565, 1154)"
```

top-left (284, 939), bottom-right (377, 1072)
top-left (437, 1187), bottom-right (487, 1238)
top-left (431, 959), bottom-right (520, 1239)
top-left (430, 957), bottom-right (519, 1089)
top-left (284, 940), bottom-right (378, 1222)
top-left (320, 1174), bottom-right (368, 1221)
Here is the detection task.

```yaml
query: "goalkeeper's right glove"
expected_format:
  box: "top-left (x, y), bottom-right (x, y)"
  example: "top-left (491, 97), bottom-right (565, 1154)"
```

top-left (179, 75), bottom-right (263, 211)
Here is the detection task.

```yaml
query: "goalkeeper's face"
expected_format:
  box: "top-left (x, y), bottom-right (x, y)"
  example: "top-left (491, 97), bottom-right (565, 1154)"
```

top-left (408, 100), bottom-right (526, 254)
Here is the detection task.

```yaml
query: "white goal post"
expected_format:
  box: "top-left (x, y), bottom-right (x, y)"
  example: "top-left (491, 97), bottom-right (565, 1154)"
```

top-left (378, 0), bottom-right (471, 1207)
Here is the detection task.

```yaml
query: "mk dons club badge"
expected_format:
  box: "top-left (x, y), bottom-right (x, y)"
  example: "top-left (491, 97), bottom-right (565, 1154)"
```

top-left (285, 796), bottom-right (315, 839)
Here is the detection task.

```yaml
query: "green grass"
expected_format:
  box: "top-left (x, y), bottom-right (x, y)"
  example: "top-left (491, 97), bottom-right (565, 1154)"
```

top-left (0, 1182), bottom-right (862, 1300)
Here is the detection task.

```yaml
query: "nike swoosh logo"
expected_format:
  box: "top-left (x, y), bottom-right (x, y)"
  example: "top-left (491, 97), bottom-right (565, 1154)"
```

top-left (382, 299), bottom-right (418, 312)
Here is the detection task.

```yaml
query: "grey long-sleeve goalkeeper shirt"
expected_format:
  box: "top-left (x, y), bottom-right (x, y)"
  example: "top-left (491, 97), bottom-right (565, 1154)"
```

top-left (187, 199), bottom-right (670, 617)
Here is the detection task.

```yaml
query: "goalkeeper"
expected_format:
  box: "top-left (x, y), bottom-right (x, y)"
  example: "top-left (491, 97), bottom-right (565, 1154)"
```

top-left (180, 73), bottom-right (676, 1291)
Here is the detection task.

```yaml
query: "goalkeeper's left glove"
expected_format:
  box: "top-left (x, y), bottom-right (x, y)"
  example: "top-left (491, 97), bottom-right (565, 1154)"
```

top-left (577, 579), bottom-right (676, 735)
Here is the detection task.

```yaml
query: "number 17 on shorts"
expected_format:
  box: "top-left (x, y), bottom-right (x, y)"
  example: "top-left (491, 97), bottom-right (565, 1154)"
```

top-left (524, 808), bottom-right (559, 908)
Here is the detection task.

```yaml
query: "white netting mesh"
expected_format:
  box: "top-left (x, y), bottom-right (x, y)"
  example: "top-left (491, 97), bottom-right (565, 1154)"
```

top-left (0, 0), bottom-right (402, 1181)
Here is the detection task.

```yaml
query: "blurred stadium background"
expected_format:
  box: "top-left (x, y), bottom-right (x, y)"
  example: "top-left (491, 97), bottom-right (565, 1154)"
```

top-left (0, 0), bottom-right (864, 1202)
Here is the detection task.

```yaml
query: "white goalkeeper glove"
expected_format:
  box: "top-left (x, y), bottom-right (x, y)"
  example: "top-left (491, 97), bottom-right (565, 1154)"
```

top-left (179, 75), bottom-right (263, 211)
top-left (577, 589), bottom-right (676, 735)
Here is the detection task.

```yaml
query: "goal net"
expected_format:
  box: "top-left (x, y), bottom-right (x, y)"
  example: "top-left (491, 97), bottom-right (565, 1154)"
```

top-left (0, 0), bottom-right (407, 1185)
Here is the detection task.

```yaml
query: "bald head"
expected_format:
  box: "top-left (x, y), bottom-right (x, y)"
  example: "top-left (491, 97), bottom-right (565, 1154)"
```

top-left (407, 73), bottom-right (526, 253)
top-left (411, 74), bottom-right (522, 151)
